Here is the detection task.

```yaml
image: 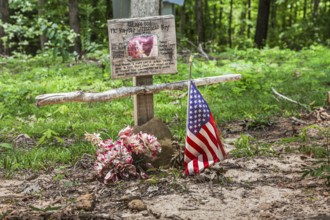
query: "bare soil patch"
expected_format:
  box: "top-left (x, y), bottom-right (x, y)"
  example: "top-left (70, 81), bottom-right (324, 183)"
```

top-left (1, 113), bottom-right (329, 220)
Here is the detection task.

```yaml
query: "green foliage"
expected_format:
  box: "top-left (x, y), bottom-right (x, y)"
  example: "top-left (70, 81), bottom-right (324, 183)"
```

top-left (39, 19), bottom-right (78, 60)
top-left (37, 129), bottom-right (64, 146)
top-left (0, 142), bottom-right (95, 175)
top-left (1, 0), bottom-right (329, 57)
top-left (300, 125), bottom-right (321, 142)
top-left (0, 46), bottom-right (329, 172)
top-left (0, 143), bottom-right (13, 151)
top-left (302, 127), bottom-right (330, 185)
top-left (231, 135), bottom-right (275, 158)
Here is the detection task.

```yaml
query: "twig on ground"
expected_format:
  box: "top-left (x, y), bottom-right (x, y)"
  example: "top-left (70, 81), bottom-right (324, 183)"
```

top-left (271, 87), bottom-right (310, 111)
top-left (290, 117), bottom-right (310, 125)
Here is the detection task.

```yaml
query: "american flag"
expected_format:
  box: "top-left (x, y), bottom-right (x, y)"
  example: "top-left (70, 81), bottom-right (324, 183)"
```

top-left (184, 81), bottom-right (227, 175)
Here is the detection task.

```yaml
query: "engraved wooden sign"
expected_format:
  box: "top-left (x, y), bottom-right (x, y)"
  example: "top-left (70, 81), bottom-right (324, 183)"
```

top-left (108, 15), bottom-right (177, 79)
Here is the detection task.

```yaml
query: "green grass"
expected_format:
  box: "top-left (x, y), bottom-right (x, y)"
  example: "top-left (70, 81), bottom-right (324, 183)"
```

top-left (0, 46), bottom-right (329, 173)
top-left (1, 142), bottom-right (95, 176)
top-left (230, 134), bottom-right (276, 158)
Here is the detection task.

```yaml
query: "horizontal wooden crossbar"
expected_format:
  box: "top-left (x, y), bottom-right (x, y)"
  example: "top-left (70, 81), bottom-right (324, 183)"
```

top-left (35, 74), bottom-right (241, 107)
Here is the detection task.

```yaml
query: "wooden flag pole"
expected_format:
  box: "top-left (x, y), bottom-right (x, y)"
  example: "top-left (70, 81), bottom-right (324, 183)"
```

top-left (188, 54), bottom-right (194, 82)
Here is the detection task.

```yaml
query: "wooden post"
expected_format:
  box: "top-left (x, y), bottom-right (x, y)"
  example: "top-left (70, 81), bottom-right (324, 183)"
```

top-left (327, 91), bottom-right (330, 106)
top-left (130, 0), bottom-right (160, 125)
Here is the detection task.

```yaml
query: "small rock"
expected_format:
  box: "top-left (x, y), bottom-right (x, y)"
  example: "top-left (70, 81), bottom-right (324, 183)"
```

top-left (133, 118), bottom-right (175, 168)
top-left (147, 185), bottom-right (159, 193)
top-left (200, 199), bottom-right (209, 205)
top-left (133, 118), bottom-right (172, 140)
top-left (128, 199), bottom-right (147, 211)
top-left (14, 134), bottom-right (34, 148)
top-left (323, 192), bottom-right (329, 197)
top-left (76, 193), bottom-right (96, 211)
top-left (141, 210), bottom-right (149, 216)
top-left (259, 202), bottom-right (272, 210)
top-left (85, 173), bottom-right (96, 182)
top-left (149, 209), bottom-right (161, 219)
top-left (117, 195), bottom-right (141, 202)
top-left (23, 183), bottom-right (41, 194)
top-left (259, 211), bottom-right (272, 218)
top-left (26, 173), bottom-right (38, 181)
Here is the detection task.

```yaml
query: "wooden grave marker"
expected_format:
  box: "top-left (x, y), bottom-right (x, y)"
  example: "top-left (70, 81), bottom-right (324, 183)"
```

top-left (108, 15), bottom-right (177, 79)
top-left (108, 13), bottom-right (177, 125)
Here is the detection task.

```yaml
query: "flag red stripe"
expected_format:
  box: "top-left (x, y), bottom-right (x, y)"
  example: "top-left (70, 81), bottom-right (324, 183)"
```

top-left (209, 114), bottom-right (227, 158)
top-left (199, 127), bottom-right (222, 162)
top-left (202, 125), bottom-right (221, 155)
top-left (187, 132), bottom-right (215, 162)
top-left (193, 159), bottom-right (199, 174)
top-left (184, 147), bottom-right (196, 162)
top-left (196, 126), bottom-right (219, 162)
top-left (202, 154), bottom-right (209, 171)
top-left (203, 123), bottom-right (224, 160)
top-left (186, 136), bottom-right (204, 154)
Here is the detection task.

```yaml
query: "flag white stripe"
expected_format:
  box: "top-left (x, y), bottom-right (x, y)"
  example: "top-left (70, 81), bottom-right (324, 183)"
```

top-left (187, 130), bottom-right (214, 162)
top-left (184, 141), bottom-right (201, 163)
top-left (204, 123), bottom-right (225, 160)
top-left (187, 160), bottom-right (194, 175)
top-left (197, 154), bottom-right (205, 171)
top-left (200, 126), bottom-right (223, 161)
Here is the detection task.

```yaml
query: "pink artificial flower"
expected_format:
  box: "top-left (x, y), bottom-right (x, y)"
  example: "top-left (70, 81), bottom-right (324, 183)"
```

top-left (118, 126), bottom-right (133, 143)
top-left (104, 170), bottom-right (118, 183)
top-left (87, 126), bottom-right (162, 183)
top-left (84, 133), bottom-right (102, 145)
top-left (94, 162), bottom-right (104, 174)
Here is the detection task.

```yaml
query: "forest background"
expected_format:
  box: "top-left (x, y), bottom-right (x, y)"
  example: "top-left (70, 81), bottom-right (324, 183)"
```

top-left (0, 0), bottom-right (329, 57)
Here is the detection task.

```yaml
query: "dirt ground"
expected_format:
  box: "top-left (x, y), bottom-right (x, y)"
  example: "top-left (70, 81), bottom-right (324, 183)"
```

top-left (1, 109), bottom-right (330, 220)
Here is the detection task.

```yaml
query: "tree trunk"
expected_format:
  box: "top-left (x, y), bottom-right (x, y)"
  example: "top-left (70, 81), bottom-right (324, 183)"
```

top-left (203, 0), bottom-right (209, 42)
top-left (105, 0), bottom-right (113, 19)
top-left (195, 0), bottom-right (204, 43)
top-left (211, 4), bottom-right (217, 40)
top-left (289, 2), bottom-right (293, 26)
top-left (294, 2), bottom-right (298, 24)
top-left (179, 2), bottom-right (185, 34)
top-left (69, 0), bottom-right (82, 56)
top-left (269, 0), bottom-right (277, 44)
top-left (282, 0), bottom-right (287, 29)
top-left (0, 0), bottom-right (9, 56)
top-left (228, 0), bottom-right (233, 48)
top-left (38, 0), bottom-right (47, 50)
top-left (303, 0), bottom-right (307, 19)
top-left (239, 1), bottom-right (247, 37)
top-left (247, 0), bottom-right (251, 38)
top-left (219, 0), bottom-right (223, 31)
top-left (90, 0), bottom-right (99, 42)
top-left (313, 0), bottom-right (320, 17)
top-left (254, 0), bottom-right (271, 48)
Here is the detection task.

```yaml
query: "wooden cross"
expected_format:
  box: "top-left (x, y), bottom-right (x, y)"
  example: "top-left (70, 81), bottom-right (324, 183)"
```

top-left (35, 0), bottom-right (242, 125)
top-left (132, 0), bottom-right (159, 126)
